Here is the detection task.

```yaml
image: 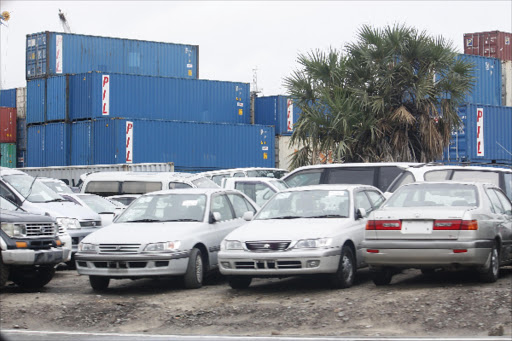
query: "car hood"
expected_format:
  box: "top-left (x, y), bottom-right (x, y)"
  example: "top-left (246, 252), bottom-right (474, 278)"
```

top-left (81, 222), bottom-right (206, 245)
top-left (0, 209), bottom-right (55, 223)
top-left (23, 201), bottom-right (101, 221)
top-left (225, 218), bottom-right (350, 241)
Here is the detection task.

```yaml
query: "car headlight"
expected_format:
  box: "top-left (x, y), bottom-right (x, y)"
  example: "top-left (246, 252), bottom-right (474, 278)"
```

top-left (222, 240), bottom-right (243, 250)
top-left (56, 217), bottom-right (81, 230)
top-left (78, 242), bottom-right (98, 253)
top-left (1, 223), bottom-right (27, 238)
top-left (294, 238), bottom-right (332, 249)
top-left (144, 241), bottom-right (181, 252)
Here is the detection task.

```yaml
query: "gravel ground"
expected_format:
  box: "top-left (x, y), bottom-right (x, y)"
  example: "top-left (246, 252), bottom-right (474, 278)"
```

top-left (0, 267), bottom-right (511, 338)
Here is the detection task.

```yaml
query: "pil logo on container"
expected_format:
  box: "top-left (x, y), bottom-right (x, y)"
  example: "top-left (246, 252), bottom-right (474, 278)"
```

top-left (476, 108), bottom-right (484, 156)
top-left (126, 121), bottom-right (133, 163)
top-left (102, 75), bottom-right (110, 116)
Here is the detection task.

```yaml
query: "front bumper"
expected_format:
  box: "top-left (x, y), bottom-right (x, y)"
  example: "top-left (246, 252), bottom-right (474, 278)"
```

top-left (2, 247), bottom-right (66, 265)
top-left (74, 251), bottom-right (190, 277)
top-left (218, 248), bottom-right (341, 276)
top-left (361, 240), bottom-right (492, 268)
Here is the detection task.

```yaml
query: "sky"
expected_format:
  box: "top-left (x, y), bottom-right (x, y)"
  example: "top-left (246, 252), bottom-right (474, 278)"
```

top-left (0, 1), bottom-right (511, 96)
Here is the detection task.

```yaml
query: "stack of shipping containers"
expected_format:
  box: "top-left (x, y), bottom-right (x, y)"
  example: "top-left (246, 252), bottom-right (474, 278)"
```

top-left (0, 89), bottom-right (17, 168)
top-left (443, 31), bottom-right (512, 165)
top-left (23, 31), bottom-right (275, 171)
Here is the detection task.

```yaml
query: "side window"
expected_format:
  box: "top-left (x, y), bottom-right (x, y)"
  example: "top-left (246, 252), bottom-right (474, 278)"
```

top-left (122, 181), bottom-right (162, 194)
top-left (355, 191), bottom-right (372, 212)
top-left (424, 170), bottom-right (451, 181)
top-left (227, 193), bottom-right (256, 218)
top-left (211, 175), bottom-right (225, 186)
top-left (169, 182), bottom-right (192, 189)
top-left (233, 172), bottom-right (245, 177)
top-left (366, 190), bottom-right (386, 209)
top-left (210, 194), bottom-right (234, 221)
top-left (493, 189), bottom-right (512, 215)
top-left (327, 168), bottom-right (375, 187)
top-left (387, 171), bottom-right (415, 193)
top-left (378, 167), bottom-right (404, 192)
top-left (504, 173), bottom-right (512, 200)
top-left (235, 182), bottom-right (275, 207)
top-left (85, 181), bottom-right (120, 196)
top-left (284, 170), bottom-right (323, 187)
top-left (486, 188), bottom-right (505, 214)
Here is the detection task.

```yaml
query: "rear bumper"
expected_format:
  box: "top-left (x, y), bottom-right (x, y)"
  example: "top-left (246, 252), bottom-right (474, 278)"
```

top-left (2, 247), bottom-right (66, 265)
top-left (361, 240), bottom-right (492, 268)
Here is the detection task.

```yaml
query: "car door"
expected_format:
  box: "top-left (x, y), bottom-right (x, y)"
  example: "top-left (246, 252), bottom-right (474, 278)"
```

top-left (489, 187), bottom-right (512, 263)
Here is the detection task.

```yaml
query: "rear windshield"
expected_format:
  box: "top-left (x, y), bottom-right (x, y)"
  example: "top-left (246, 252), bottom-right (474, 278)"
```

top-left (385, 183), bottom-right (479, 208)
top-left (326, 168), bottom-right (375, 187)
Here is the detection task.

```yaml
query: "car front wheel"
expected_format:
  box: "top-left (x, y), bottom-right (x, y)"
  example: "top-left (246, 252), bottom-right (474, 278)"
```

top-left (89, 276), bottom-right (110, 291)
top-left (372, 269), bottom-right (393, 286)
top-left (11, 265), bottom-right (55, 289)
top-left (183, 248), bottom-right (204, 289)
top-left (330, 246), bottom-right (356, 289)
top-left (228, 276), bottom-right (252, 289)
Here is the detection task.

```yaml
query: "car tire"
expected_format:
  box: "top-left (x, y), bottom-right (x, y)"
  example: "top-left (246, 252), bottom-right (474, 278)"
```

top-left (329, 246), bottom-right (356, 289)
top-left (372, 269), bottom-right (393, 286)
top-left (228, 276), bottom-right (252, 289)
top-left (89, 276), bottom-right (110, 291)
top-left (11, 266), bottom-right (55, 289)
top-left (183, 248), bottom-right (204, 289)
top-left (0, 257), bottom-right (9, 288)
top-left (479, 243), bottom-right (499, 283)
top-left (421, 269), bottom-right (435, 275)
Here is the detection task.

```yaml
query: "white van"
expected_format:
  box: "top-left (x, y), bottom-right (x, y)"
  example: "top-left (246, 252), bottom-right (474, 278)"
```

top-left (80, 171), bottom-right (218, 197)
top-left (0, 167), bottom-right (103, 258)
top-left (385, 164), bottom-right (512, 199)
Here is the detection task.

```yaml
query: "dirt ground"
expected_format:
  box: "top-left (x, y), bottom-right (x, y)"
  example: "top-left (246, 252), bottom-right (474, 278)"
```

top-left (0, 267), bottom-right (511, 338)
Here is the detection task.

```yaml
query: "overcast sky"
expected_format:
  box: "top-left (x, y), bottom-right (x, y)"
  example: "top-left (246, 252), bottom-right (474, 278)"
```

top-left (1, 1), bottom-right (511, 95)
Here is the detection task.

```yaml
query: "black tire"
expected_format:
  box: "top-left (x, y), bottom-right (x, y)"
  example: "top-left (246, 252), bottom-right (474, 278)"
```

top-left (372, 269), bottom-right (393, 286)
top-left (329, 246), bottom-right (356, 289)
top-left (0, 257), bottom-right (9, 288)
top-left (183, 248), bottom-right (204, 289)
top-left (479, 243), bottom-right (499, 283)
top-left (228, 276), bottom-right (252, 289)
top-left (11, 266), bottom-right (55, 289)
top-left (421, 268), bottom-right (436, 275)
top-left (89, 276), bottom-right (110, 291)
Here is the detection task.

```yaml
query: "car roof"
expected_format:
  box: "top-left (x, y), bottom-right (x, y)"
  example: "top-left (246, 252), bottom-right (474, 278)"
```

top-left (201, 167), bottom-right (287, 176)
top-left (404, 164), bottom-right (512, 173)
top-left (285, 162), bottom-right (423, 176)
top-left (400, 181), bottom-right (494, 188)
top-left (142, 188), bottom-right (229, 196)
top-left (83, 171), bottom-right (203, 181)
top-left (281, 184), bottom-right (381, 193)
top-left (0, 167), bottom-right (29, 176)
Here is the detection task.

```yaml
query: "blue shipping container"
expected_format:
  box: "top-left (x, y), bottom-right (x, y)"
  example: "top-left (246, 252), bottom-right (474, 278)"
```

top-left (26, 32), bottom-right (199, 79)
top-left (27, 125), bottom-right (44, 167)
top-left (443, 104), bottom-right (512, 165)
top-left (0, 88), bottom-right (17, 108)
top-left (16, 118), bottom-right (27, 150)
top-left (71, 119), bottom-right (275, 170)
top-left (26, 123), bottom-right (70, 166)
top-left (26, 79), bottom-right (46, 124)
top-left (46, 76), bottom-right (67, 121)
top-left (254, 96), bottom-right (301, 135)
top-left (68, 72), bottom-right (250, 123)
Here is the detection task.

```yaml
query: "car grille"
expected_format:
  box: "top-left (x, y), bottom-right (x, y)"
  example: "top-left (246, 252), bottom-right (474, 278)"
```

top-left (99, 244), bottom-right (141, 254)
top-left (25, 223), bottom-right (56, 237)
top-left (245, 241), bottom-right (291, 252)
top-left (80, 220), bottom-right (102, 228)
top-left (235, 260), bottom-right (302, 269)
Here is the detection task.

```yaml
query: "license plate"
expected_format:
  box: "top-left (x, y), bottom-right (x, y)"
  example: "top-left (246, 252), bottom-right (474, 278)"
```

top-left (401, 220), bottom-right (433, 234)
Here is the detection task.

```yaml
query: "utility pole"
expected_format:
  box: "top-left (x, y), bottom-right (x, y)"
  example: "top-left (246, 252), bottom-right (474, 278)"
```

top-left (250, 67), bottom-right (262, 125)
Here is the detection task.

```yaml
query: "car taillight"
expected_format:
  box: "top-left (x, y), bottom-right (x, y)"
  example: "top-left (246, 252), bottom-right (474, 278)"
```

top-left (366, 220), bottom-right (401, 230)
top-left (433, 219), bottom-right (478, 230)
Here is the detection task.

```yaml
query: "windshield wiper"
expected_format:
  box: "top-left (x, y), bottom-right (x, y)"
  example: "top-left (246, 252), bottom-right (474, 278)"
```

top-left (44, 198), bottom-right (68, 203)
top-left (271, 215), bottom-right (303, 219)
top-left (125, 219), bottom-right (162, 223)
top-left (309, 214), bottom-right (348, 218)
top-left (97, 211), bottom-right (115, 214)
top-left (161, 219), bottom-right (200, 222)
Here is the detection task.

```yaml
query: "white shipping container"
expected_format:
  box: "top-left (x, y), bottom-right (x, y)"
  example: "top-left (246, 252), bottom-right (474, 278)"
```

top-left (276, 135), bottom-right (303, 171)
top-left (503, 61), bottom-right (512, 107)
top-left (16, 87), bottom-right (26, 118)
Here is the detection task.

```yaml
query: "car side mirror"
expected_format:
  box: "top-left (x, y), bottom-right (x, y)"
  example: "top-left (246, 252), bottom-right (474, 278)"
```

top-left (243, 211), bottom-right (254, 221)
top-left (356, 208), bottom-right (367, 220)
top-left (209, 212), bottom-right (221, 224)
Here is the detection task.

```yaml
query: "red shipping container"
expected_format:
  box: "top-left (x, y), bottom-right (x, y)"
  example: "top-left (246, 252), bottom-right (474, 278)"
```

top-left (0, 107), bottom-right (17, 143)
top-left (464, 31), bottom-right (512, 61)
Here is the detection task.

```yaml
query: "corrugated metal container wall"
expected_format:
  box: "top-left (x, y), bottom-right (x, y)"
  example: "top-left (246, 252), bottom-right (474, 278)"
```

top-left (464, 31), bottom-right (512, 61)
top-left (71, 119), bottom-right (275, 170)
top-left (503, 61), bottom-right (512, 106)
top-left (16, 118), bottom-right (27, 151)
top-left (27, 125), bottom-right (44, 167)
top-left (444, 104), bottom-right (512, 165)
top-left (0, 107), bottom-right (17, 143)
top-left (27, 79), bottom-right (46, 124)
top-left (26, 32), bottom-right (199, 79)
top-left (16, 87), bottom-right (27, 118)
top-left (458, 54), bottom-right (502, 106)
top-left (45, 122), bottom-right (69, 166)
top-left (17, 150), bottom-right (26, 168)
top-left (46, 76), bottom-right (67, 121)
top-left (0, 88), bottom-right (16, 107)
top-left (68, 72), bottom-right (250, 123)
top-left (0, 143), bottom-right (16, 168)
top-left (254, 96), bottom-right (301, 135)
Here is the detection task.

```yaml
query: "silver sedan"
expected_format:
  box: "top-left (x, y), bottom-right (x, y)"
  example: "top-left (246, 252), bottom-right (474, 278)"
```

top-left (362, 181), bottom-right (512, 285)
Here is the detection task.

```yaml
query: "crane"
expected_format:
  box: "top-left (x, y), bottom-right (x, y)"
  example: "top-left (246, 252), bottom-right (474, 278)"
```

top-left (58, 9), bottom-right (71, 33)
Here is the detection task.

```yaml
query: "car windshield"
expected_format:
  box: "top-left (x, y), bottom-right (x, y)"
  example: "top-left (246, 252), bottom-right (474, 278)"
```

top-left (77, 194), bottom-right (118, 213)
top-left (3, 174), bottom-right (64, 203)
top-left (0, 196), bottom-right (20, 211)
top-left (116, 193), bottom-right (207, 223)
top-left (109, 196), bottom-right (138, 206)
top-left (40, 180), bottom-right (74, 194)
top-left (384, 183), bottom-right (479, 208)
top-left (256, 189), bottom-right (350, 220)
top-left (192, 176), bottom-right (219, 188)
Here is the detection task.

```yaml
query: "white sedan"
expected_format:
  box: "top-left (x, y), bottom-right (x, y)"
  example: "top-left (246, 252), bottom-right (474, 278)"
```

top-left (75, 188), bottom-right (258, 291)
top-left (218, 184), bottom-right (386, 289)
